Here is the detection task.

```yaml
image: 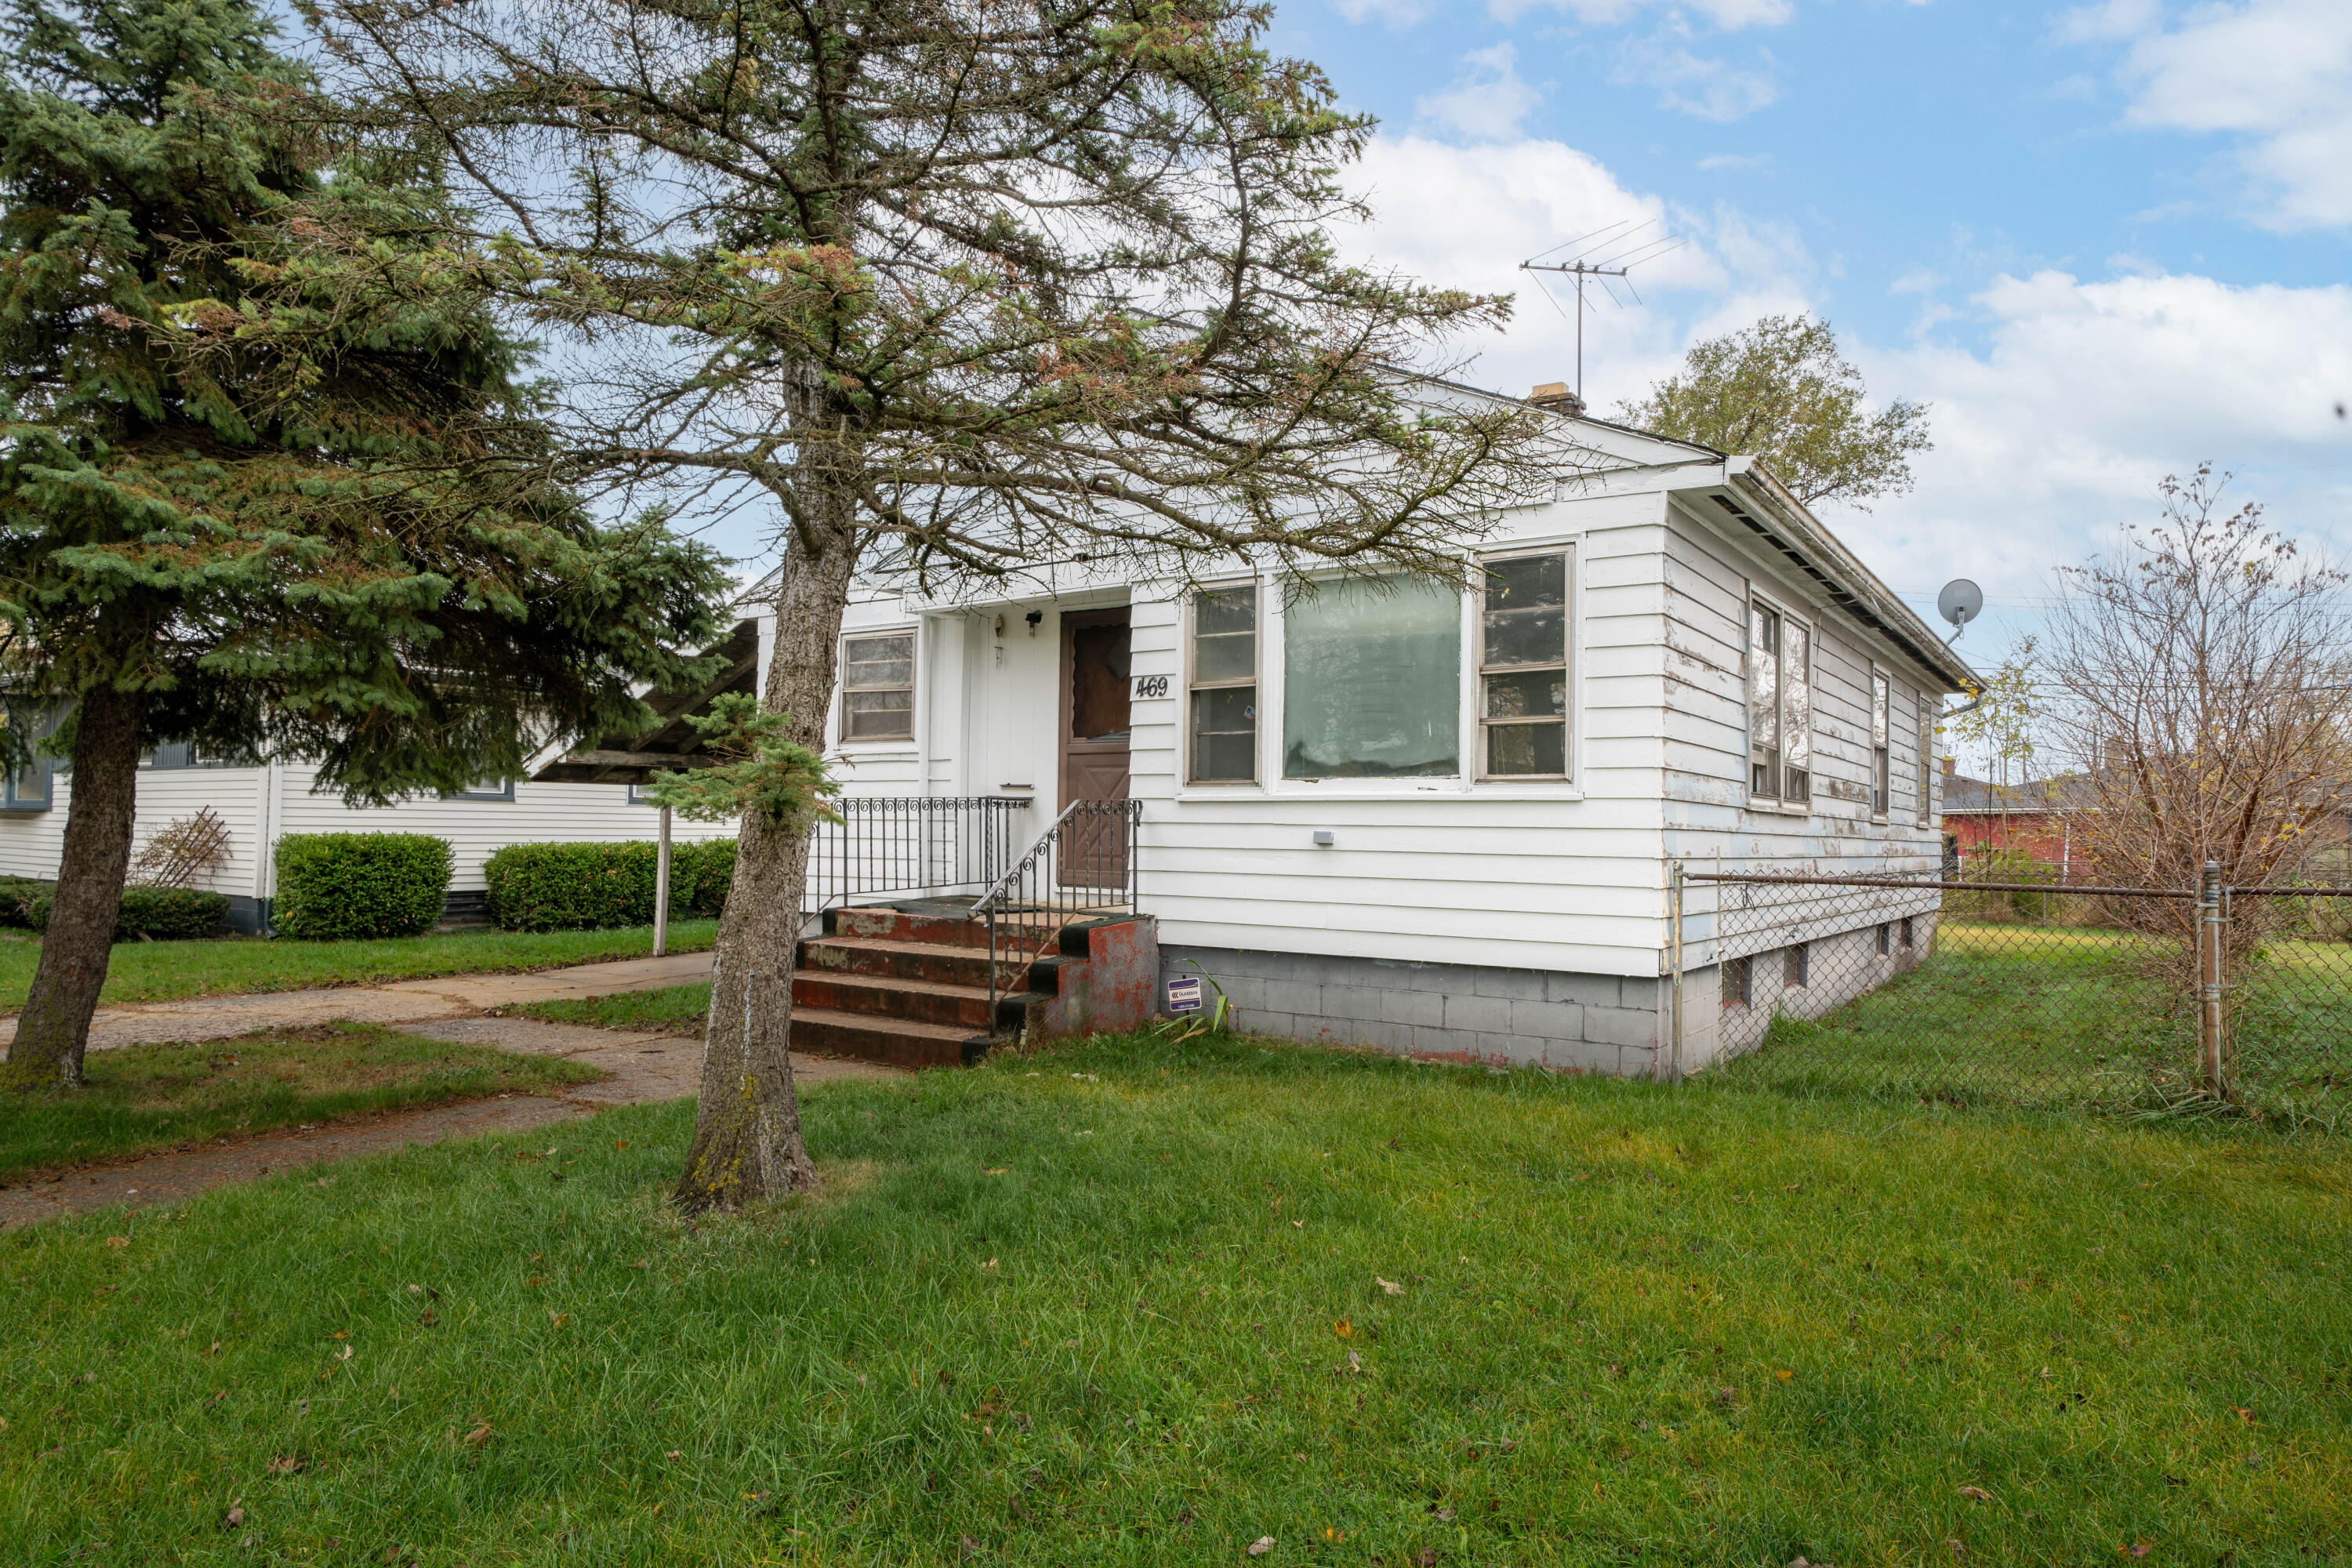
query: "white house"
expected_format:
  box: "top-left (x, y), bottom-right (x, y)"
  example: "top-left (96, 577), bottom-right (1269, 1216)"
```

top-left (766, 387), bottom-right (1975, 1076)
top-left (0, 622), bottom-right (760, 931)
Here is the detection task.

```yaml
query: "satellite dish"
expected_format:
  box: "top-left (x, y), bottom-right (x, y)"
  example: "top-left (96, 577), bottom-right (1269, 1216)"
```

top-left (1936, 579), bottom-right (1984, 639)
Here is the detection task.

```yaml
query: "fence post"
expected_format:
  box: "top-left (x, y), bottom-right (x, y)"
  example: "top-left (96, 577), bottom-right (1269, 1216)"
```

top-left (2198, 858), bottom-right (2227, 1099)
top-left (1668, 860), bottom-right (1686, 1086)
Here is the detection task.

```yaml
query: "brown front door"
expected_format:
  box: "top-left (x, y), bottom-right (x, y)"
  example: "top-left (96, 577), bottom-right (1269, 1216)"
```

top-left (1058, 608), bottom-right (1131, 887)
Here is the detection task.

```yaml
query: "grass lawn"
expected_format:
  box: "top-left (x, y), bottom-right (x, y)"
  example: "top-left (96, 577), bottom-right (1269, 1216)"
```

top-left (514, 978), bottom-right (711, 1036)
top-left (1714, 921), bottom-right (2352, 1129)
top-left (0, 1024), bottom-right (603, 1181)
top-left (5, 1033), bottom-right (2348, 1566)
top-left (0, 920), bottom-right (718, 1014)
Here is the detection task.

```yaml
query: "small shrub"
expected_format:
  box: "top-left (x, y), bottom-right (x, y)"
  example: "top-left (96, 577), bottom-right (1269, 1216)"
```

top-left (129, 807), bottom-right (233, 889)
top-left (0, 875), bottom-right (54, 929)
top-left (674, 838), bottom-right (736, 916)
top-left (273, 833), bottom-right (453, 939)
top-left (484, 838), bottom-right (737, 931)
top-left (24, 884), bottom-right (230, 942)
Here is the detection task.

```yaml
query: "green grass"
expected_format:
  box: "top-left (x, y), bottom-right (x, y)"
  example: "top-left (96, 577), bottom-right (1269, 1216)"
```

top-left (0, 1024), bottom-right (603, 1181)
top-left (1714, 922), bottom-right (2352, 1128)
top-left (5, 1032), bottom-right (2349, 1566)
top-left (513, 979), bottom-right (711, 1036)
top-left (0, 920), bottom-right (717, 1012)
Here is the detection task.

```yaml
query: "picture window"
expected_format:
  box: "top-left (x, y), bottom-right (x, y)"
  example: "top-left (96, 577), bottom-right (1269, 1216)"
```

top-left (1282, 574), bottom-right (1461, 780)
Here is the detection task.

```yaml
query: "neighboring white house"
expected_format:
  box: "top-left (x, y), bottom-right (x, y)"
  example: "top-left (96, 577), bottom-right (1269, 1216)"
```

top-left (747, 386), bottom-right (1975, 1077)
top-left (0, 621), bottom-right (760, 931)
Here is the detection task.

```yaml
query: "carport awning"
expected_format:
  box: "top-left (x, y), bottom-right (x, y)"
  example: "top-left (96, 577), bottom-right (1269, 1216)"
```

top-left (530, 618), bottom-right (757, 786)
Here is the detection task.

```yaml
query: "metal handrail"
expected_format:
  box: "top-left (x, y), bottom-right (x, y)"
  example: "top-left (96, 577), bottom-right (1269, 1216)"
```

top-left (968, 797), bottom-right (1142, 1029)
top-left (803, 795), bottom-right (1030, 918)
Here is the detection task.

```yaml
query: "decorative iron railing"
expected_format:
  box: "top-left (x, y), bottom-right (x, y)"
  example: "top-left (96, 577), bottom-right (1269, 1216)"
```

top-left (968, 798), bottom-right (1142, 1018)
top-left (804, 796), bottom-right (1033, 916)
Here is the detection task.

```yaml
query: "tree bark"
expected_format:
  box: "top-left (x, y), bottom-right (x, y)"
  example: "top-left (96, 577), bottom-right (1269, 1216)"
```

top-left (673, 504), bottom-right (859, 1210)
top-left (3, 682), bottom-right (148, 1091)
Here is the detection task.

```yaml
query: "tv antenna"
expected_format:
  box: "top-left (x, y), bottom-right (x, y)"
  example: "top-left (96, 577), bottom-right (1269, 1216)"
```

top-left (1519, 218), bottom-right (1686, 403)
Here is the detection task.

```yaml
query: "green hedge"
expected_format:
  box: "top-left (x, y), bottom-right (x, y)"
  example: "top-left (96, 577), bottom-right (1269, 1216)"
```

top-left (482, 838), bottom-right (736, 932)
top-left (0, 875), bottom-right (53, 929)
top-left (272, 833), bottom-right (453, 940)
top-left (24, 884), bottom-right (230, 942)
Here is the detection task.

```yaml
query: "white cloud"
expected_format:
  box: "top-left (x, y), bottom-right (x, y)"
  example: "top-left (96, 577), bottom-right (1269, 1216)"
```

top-left (1338, 134), bottom-right (1808, 402)
top-left (1337, 134), bottom-right (2352, 661)
top-left (1415, 43), bottom-right (1544, 142)
top-left (1610, 33), bottom-right (1781, 121)
top-left (1331, 0), bottom-right (1435, 27)
top-left (1860, 269), bottom-right (2352, 613)
top-left (2056, 0), bottom-right (2158, 44)
top-left (2079, 0), bottom-right (2352, 230)
top-left (1697, 151), bottom-right (1773, 172)
top-left (1488, 0), bottom-right (1794, 27)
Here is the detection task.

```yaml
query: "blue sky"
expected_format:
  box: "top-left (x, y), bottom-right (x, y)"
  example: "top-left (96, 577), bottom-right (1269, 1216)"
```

top-left (1249, 0), bottom-right (2352, 680)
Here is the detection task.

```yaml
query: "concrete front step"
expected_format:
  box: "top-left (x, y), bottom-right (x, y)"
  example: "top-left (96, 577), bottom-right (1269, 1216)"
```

top-left (789, 1007), bottom-right (991, 1069)
top-left (793, 970), bottom-right (996, 1030)
top-left (800, 935), bottom-right (1026, 989)
top-left (830, 907), bottom-right (994, 949)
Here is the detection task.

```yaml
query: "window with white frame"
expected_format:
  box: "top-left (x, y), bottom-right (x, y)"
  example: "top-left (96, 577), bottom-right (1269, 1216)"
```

top-left (840, 631), bottom-right (915, 741)
top-left (1478, 551), bottom-right (1570, 779)
top-left (1282, 574), bottom-right (1460, 779)
top-left (1188, 585), bottom-right (1257, 783)
top-left (1748, 598), bottom-right (1812, 808)
top-left (1870, 668), bottom-right (1891, 818)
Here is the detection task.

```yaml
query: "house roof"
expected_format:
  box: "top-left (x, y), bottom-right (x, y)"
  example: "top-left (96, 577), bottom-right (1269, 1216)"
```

top-left (1944, 772), bottom-right (2102, 815)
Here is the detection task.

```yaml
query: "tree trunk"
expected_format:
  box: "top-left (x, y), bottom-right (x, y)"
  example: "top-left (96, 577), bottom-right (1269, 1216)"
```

top-left (673, 507), bottom-right (859, 1210)
top-left (3, 683), bottom-right (148, 1091)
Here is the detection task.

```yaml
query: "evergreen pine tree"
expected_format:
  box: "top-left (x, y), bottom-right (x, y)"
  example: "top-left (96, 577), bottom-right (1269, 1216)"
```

top-left (0, 0), bottom-right (729, 1087)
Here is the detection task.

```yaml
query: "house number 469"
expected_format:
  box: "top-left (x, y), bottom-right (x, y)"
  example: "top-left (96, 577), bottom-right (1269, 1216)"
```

top-left (1130, 674), bottom-right (1171, 700)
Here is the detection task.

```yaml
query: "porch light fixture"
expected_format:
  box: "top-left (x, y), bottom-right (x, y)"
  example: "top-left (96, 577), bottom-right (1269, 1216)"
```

top-left (1025, 609), bottom-right (1044, 636)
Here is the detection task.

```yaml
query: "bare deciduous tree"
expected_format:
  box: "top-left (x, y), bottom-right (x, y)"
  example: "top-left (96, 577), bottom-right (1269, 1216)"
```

top-left (2044, 465), bottom-right (2352, 954)
top-left (317, 0), bottom-right (1578, 1210)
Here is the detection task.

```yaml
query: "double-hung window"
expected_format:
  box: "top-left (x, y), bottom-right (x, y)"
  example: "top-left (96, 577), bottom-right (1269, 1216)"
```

top-left (1478, 551), bottom-right (1570, 778)
top-left (1870, 669), bottom-right (1891, 819)
top-left (1188, 586), bottom-right (1258, 783)
top-left (840, 632), bottom-right (915, 741)
top-left (1748, 599), bottom-right (1812, 808)
top-left (1283, 575), bottom-right (1461, 779)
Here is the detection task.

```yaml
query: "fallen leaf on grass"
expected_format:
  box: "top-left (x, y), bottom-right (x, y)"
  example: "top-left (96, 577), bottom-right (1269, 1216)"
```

top-left (418, 1309), bottom-right (439, 1327)
top-left (548, 1312), bottom-right (569, 1328)
top-left (105, 1236), bottom-right (129, 1250)
top-left (614, 1140), bottom-right (628, 1149)
top-left (2230, 1406), bottom-right (2256, 1425)
top-left (223, 1505), bottom-right (244, 1529)
top-left (1946, 1541), bottom-right (1965, 1561)
top-left (463, 1424), bottom-right (492, 1448)
top-left (265, 1455), bottom-right (304, 1475)
top-left (1332, 1319), bottom-right (1354, 1339)
top-left (2119, 1543), bottom-right (2152, 1559)
top-left (1375, 1276), bottom-right (1405, 1296)
top-left (666, 1450), bottom-right (682, 1461)
top-left (1247, 1537), bottom-right (1275, 1556)
top-left (1958, 1486), bottom-right (1991, 1501)
top-left (1775, 1370), bottom-right (1794, 1381)
top-left (985, 1168), bottom-right (1008, 1176)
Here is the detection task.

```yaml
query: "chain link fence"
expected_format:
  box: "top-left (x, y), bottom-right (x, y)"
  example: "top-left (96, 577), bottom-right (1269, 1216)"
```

top-left (1670, 867), bottom-right (2352, 1131)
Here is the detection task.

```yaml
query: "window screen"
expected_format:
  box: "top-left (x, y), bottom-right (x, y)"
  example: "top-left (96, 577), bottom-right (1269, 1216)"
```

top-left (1283, 575), bottom-right (1461, 779)
top-left (1479, 553), bottom-right (1569, 778)
top-left (1748, 601), bottom-right (1811, 807)
top-left (1189, 586), bottom-right (1257, 782)
top-left (841, 632), bottom-right (915, 741)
